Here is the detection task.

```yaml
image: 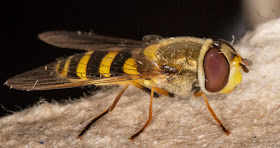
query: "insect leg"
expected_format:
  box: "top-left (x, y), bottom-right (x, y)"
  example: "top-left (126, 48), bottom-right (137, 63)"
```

top-left (153, 87), bottom-right (174, 97)
top-left (129, 86), bottom-right (155, 141)
top-left (131, 81), bottom-right (174, 97)
top-left (194, 92), bottom-right (231, 135)
top-left (78, 84), bottom-right (130, 139)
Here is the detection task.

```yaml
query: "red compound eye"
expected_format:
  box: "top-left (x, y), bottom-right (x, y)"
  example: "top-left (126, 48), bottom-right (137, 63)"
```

top-left (204, 47), bottom-right (229, 92)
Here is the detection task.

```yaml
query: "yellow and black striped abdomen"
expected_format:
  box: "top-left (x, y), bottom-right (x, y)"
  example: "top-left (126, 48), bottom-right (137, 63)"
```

top-left (55, 51), bottom-right (138, 80)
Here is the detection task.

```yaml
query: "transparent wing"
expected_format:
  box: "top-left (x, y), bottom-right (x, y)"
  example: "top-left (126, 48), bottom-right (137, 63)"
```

top-left (6, 32), bottom-right (166, 91)
top-left (142, 35), bottom-right (164, 43)
top-left (5, 64), bottom-right (164, 91)
top-left (38, 31), bottom-right (143, 51)
top-left (5, 53), bottom-right (165, 91)
top-left (6, 62), bottom-right (74, 90)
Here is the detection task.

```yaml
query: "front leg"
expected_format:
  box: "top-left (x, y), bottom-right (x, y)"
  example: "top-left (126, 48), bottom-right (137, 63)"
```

top-left (194, 92), bottom-right (231, 135)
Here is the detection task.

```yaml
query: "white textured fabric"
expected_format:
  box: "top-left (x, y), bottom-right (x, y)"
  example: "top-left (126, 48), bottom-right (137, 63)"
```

top-left (1, 19), bottom-right (280, 148)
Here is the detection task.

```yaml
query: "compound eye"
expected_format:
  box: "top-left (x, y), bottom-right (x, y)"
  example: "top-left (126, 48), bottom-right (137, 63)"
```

top-left (204, 47), bottom-right (229, 92)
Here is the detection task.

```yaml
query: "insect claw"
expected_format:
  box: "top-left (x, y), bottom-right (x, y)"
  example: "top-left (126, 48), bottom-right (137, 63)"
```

top-left (77, 135), bottom-right (83, 140)
top-left (220, 124), bottom-right (231, 136)
top-left (129, 137), bottom-right (134, 142)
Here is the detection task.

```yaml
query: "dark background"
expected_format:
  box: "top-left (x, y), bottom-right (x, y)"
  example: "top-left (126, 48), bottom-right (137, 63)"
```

top-left (0, 1), bottom-right (246, 117)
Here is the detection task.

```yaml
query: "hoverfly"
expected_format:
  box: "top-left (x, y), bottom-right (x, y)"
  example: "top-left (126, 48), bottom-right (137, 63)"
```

top-left (5, 31), bottom-right (252, 140)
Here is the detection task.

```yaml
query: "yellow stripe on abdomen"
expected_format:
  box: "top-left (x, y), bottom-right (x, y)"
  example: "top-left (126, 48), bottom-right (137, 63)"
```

top-left (76, 51), bottom-right (94, 79)
top-left (61, 55), bottom-right (74, 77)
top-left (55, 60), bottom-right (61, 73)
top-left (99, 51), bottom-right (119, 77)
top-left (123, 58), bottom-right (138, 75)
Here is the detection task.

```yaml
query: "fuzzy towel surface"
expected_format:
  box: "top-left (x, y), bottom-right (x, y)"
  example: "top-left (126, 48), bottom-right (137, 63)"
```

top-left (1, 19), bottom-right (280, 148)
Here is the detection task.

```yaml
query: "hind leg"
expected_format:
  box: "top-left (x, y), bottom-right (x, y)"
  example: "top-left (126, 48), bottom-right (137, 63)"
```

top-left (78, 84), bottom-right (130, 139)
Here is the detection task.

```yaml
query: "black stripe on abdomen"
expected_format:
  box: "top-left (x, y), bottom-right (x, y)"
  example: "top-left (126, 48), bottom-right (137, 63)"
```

top-left (67, 54), bottom-right (84, 78)
top-left (57, 60), bottom-right (66, 74)
top-left (110, 52), bottom-right (132, 76)
top-left (86, 51), bottom-right (108, 78)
